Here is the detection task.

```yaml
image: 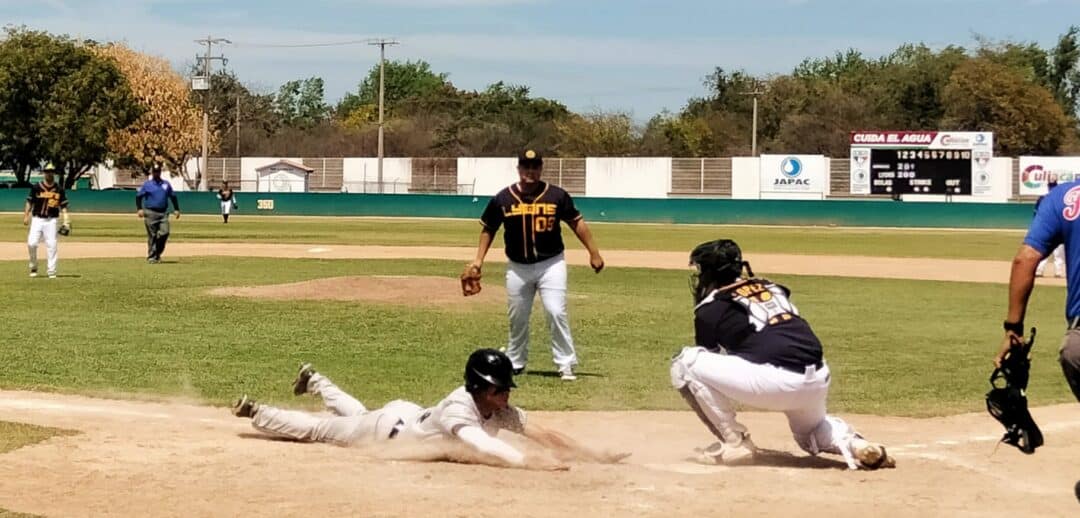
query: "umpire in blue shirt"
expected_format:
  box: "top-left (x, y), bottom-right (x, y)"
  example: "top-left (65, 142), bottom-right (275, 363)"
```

top-left (1001, 179), bottom-right (1080, 402)
top-left (135, 164), bottom-right (181, 264)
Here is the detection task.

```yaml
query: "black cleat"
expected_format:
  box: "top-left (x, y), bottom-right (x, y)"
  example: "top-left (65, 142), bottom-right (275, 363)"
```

top-left (231, 395), bottom-right (258, 418)
top-left (292, 363), bottom-right (315, 396)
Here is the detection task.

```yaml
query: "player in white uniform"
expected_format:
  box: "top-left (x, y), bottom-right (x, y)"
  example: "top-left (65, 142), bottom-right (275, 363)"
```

top-left (232, 349), bottom-right (628, 469)
top-left (669, 239), bottom-right (896, 470)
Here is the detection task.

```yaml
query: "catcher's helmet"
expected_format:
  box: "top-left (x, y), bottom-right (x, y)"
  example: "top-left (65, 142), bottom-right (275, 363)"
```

top-left (689, 239), bottom-right (754, 303)
top-left (464, 348), bottom-right (517, 393)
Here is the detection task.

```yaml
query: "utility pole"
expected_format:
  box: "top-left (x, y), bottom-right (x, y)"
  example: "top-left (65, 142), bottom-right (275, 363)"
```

top-left (194, 35), bottom-right (230, 191)
top-left (368, 38), bottom-right (399, 194)
top-left (740, 87), bottom-right (764, 156)
top-left (235, 95), bottom-right (241, 157)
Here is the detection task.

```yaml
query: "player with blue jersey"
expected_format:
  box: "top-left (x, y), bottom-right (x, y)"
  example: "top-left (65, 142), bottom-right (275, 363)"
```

top-left (1001, 180), bottom-right (1080, 401)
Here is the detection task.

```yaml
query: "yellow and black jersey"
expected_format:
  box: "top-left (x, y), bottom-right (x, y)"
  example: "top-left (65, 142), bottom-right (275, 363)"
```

top-left (480, 181), bottom-right (582, 264)
top-left (26, 181), bottom-right (68, 219)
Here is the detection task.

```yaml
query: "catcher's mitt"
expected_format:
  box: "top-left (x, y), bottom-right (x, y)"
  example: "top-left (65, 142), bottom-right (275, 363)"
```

top-left (986, 327), bottom-right (1043, 454)
top-left (461, 264), bottom-right (482, 297)
top-left (58, 222), bottom-right (71, 236)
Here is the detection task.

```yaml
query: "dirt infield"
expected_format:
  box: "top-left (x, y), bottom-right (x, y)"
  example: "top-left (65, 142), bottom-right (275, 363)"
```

top-left (1, 391), bottom-right (1078, 517)
top-left (0, 241), bottom-right (1068, 285)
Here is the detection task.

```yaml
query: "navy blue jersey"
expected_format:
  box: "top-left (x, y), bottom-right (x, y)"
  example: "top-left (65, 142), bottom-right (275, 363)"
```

top-left (480, 182), bottom-right (582, 264)
top-left (694, 278), bottom-right (824, 373)
top-left (26, 182), bottom-right (68, 219)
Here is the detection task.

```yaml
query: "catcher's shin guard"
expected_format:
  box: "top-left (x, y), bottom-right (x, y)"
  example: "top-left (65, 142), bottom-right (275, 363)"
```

top-left (986, 328), bottom-right (1043, 454)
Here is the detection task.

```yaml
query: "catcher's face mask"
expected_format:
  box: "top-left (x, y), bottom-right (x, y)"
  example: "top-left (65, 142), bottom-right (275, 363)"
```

top-left (986, 329), bottom-right (1043, 454)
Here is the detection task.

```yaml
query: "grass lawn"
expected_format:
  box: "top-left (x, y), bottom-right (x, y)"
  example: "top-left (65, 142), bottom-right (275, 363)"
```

top-left (0, 256), bottom-right (1072, 417)
top-left (0, 214), bottom-right (1029, 260)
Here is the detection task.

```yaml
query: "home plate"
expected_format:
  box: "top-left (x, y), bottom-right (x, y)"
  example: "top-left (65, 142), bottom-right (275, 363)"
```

top-left (307, 247), bottom-right (331, 253)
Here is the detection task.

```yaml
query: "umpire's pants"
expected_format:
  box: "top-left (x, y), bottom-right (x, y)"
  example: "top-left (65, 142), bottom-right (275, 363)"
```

top-left (1061, 328), bottom-right (1080, 402)
top-left (143, 208), bottom-right (170, 261)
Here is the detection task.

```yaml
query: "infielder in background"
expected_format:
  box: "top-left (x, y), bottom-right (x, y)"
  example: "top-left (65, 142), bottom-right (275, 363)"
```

top-left (1000, 179), bottom-right (1080, 402)
top-left (231, 349), bottom-right (629, 469)
top-left (135, 164), bottom-right (180, 264)
top-left (216, 180), bottom-right (237, 224)
top-left (1035, 179), bottom-right (1066, 278)
top-left (465, 150), bottom-right (604, 381)
top-left (22, 163), bottom-right (70, 279)
top-left (670, 239), bottom-right (895, 470)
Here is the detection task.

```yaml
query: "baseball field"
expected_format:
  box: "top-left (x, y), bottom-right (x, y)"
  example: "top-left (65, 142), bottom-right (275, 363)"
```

top-left (1, 215), bottom-right (1078, 517)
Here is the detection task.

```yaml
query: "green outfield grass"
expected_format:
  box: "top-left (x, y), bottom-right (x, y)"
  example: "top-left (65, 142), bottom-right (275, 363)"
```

top-left (0, 256), bottom-right (1071, 417)
top-left (0, 214), bottom-right (1028, 260)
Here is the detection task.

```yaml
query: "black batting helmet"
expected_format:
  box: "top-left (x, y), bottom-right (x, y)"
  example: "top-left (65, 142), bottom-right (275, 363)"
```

top-left (689, 239), bottom-right (754, 303)
top-left (464, 348), bottom-right (517, 393)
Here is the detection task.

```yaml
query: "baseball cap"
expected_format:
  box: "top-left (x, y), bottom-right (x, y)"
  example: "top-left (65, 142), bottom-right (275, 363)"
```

top-left (518, 149), bottom-right (543, 168)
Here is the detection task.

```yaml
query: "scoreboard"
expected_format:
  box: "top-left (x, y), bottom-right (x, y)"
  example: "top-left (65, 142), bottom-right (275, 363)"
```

top-left (869, 149), bottom-right (972, 195)
top-left (849, 131), bottom-right (993, 196)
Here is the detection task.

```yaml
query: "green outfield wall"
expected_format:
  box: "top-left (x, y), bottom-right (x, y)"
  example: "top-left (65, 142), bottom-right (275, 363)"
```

top-left (0, 190), bottom-right (1035, 229)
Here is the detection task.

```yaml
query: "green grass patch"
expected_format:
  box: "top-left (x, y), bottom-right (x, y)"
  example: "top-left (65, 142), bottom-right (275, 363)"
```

top-left (0, 214), bottom-right (1028, 260)
top-left (0, 421), bottom-right (77, 454)
top-left (0, 509), bottom-right (43, 518)
top-left (0, 256), bottom-right (1072, 417)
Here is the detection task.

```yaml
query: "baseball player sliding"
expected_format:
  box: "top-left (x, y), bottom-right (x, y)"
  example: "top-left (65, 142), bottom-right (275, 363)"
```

top-left (22, 163), bottom-right (70, 279)
top-left (669, 239), bottom-right (895, 470)
top-left (462, 149), bottom-right (604, 381)
top-left (232, 349), bottom-right (629, 470)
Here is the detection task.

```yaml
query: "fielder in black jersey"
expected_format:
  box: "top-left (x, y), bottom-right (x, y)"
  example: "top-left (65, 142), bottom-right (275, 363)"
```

top-left (469, 149), bottom-right (604, 381)
top-left (22, 163), bottom-right (70, 278)
top-left (670, 239), bottom-right (894, 470)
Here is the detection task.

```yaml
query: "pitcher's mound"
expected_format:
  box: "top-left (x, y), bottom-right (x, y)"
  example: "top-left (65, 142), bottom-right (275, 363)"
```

top-left (210, 275), bottom-right (504, 308)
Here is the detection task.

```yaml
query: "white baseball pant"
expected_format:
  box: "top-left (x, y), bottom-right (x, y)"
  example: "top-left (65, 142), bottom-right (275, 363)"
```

top-left (1036, 245), bottom-right (1066, 277)
top-left (220, 200), bottom-right (232, 215)
top-left (251, 373), bottom-right (422, 445)
top-left (505, 253), bottom-right (577, 371)
top-left (670, 346), bottom-right (858, 459)
top-left (27, 216), bottom-right (58, 276)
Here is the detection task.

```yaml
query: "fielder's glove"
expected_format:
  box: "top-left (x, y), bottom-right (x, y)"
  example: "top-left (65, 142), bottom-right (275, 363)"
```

top-left (58, 222), bottom-right (71, 236)
top-left (460, 264), bottom-right (482, 297)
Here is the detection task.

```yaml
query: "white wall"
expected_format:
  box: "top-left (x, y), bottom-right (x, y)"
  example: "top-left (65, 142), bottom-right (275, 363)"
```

top-left (342, 158), bottom-right (412, 193)
top-left (242, 157), bottom-right (301, 191)
top-left (585, 157), bottom-right (671, 198)
top-left (731, 157), bottom-right (760, 199)
top-left (458, 157), bottom-right (518, 196)
top-left (89, 164), bottom-right (115, 189)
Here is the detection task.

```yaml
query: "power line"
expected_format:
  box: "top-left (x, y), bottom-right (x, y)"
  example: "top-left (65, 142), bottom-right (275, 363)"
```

top-left (226, 38), bottom-right (398, 49)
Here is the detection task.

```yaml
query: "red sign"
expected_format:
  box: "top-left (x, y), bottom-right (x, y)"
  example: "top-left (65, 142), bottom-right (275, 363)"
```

top-left (850, 131), bottom-right (938, 145)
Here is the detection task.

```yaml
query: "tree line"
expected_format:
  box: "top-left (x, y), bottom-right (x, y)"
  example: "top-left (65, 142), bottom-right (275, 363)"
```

top-left (2, 26), bottom-right (1079, 188)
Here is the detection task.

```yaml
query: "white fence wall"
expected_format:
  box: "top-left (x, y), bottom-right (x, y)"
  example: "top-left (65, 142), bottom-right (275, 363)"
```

top-left (585, 157), bottom-right (671, 198)
top-left (342, 158), bottom-right (412, 193)
top-left (731, 157), bottom-right (760, 199)
top-left (457, 158), bottom-right (518, 196)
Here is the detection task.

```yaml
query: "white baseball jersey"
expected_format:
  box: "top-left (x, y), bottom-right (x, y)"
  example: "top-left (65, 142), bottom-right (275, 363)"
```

top-left (402, 386), bottom-right (527, 441)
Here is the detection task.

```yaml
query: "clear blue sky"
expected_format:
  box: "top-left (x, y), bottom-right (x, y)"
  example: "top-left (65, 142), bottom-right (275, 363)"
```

top-left (4, 0), bottom-right (1079, 119)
